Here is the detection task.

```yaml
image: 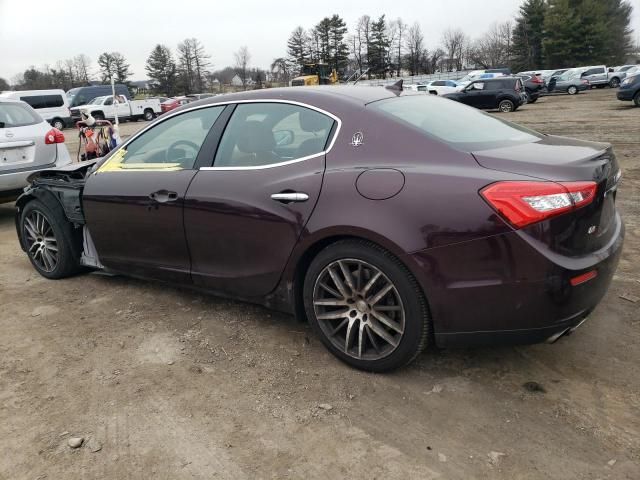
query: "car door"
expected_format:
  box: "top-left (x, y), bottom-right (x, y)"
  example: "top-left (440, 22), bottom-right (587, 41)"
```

top-left (184, 101), bottom-right (338, 297)
top-left (82, 104), bottom-right (227, 282)
top-left (463, 82), bottom-right (489, 108)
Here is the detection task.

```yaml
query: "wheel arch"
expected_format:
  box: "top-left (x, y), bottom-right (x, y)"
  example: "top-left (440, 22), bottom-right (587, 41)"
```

top-left (14, 188), bottom-right (82, 254)
top-left (287, 228), bottom-right (426, 324)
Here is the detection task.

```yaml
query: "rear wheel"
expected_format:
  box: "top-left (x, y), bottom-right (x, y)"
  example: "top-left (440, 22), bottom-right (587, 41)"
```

top-left (20, 200), bottom-right (82, 279)
top-left (498, 99), bottom-right (515, 112)
top-left (567, 86), bottom-right (578, 95)
top-left (303, 240), bottom-right (431, 372)
top-left (143, 109), bottom-right (155, 121)
top-left (634, 92), bottom-right (640, 107)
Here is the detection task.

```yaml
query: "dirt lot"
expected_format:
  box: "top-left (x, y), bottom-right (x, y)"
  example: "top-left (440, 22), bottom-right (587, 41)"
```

top-left (1, 89), bottom-right (639, 479)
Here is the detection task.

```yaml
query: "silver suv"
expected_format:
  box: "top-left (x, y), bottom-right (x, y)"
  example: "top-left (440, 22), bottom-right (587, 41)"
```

top-left (1, 99), bottom-right (72, 201)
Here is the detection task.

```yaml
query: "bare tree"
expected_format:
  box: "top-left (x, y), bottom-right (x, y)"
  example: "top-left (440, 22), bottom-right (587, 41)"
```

top-left (350, 15), bottom-right (371, 75)
top-left (73, 54), bottom-right (92, 84)
top-left (234, 46), bottom-right (251, 90)
top-left (389, 18), bottom-right (407, 76)
top-left (469, 21), bottom-right (513, 68)
top-left (405, 23), bottom-right (424, 76)
top-left (441, 28), bottom-right (469, 71)
top-left (270, 57), bottom-right (292, 84)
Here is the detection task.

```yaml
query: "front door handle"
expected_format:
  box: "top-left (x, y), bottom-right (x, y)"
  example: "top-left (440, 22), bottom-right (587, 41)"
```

top-left (149, 190), bottom-right (178, 203)
top-left (271, 192), bottom-right (309, 203)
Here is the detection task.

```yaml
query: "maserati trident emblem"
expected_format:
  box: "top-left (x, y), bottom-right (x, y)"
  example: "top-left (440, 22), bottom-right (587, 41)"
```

top-left (350, 132), bottom-right (364, 147)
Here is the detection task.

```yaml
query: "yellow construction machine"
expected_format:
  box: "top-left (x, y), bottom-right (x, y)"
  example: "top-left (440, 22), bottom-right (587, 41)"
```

top-left (291, 63), bottom-right (338, 86)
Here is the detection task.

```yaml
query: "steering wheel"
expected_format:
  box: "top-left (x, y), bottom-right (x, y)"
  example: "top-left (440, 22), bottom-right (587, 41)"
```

top-left (167, 140), bottom-right (200, 163)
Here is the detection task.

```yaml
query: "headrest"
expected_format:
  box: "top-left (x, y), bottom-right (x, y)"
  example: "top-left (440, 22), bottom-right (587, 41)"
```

top-left (299, 109), bottom-right (330, 133)
top-left (237, 121), bottom-right (275, 154)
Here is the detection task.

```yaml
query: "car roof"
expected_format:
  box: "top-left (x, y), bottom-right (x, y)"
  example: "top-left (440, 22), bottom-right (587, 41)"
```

top-left (194, 86), bottom-right (422, 111)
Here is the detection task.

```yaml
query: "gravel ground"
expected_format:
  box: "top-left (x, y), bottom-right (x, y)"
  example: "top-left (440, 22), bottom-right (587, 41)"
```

top-left (1, 88), bottom-right (639, 479)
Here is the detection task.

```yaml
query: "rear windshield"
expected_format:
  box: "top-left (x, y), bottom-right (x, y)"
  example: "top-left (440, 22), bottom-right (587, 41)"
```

top-left (368, 95), bottom-right (542, 151)
top-left (0, 102), bottom-right (41, 128)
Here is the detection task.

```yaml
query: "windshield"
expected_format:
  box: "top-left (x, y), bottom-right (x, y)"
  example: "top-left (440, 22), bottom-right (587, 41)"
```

top-left (369, 95), bottom-right (542, 152)
top-left (301, 65), bottom-right (316, 76)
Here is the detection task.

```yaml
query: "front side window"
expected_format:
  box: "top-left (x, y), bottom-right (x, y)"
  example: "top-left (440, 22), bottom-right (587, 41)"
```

top-left (214, 103), bottom-right (335, 168)
top-left (99, 106), bottom-right (224, 171)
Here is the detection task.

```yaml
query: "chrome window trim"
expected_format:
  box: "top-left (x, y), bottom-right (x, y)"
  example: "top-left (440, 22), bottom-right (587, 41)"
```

top-left (96, 99), bottom-right (341, 173)
top-left (200, 99), bottom-right (341, 171)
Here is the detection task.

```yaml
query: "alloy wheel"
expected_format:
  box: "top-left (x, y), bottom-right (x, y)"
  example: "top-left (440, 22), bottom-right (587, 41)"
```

top-left (312, 259), bottom-right (405, 361)
top-left (23, 210), bottom-right (58, 273)
top-left (568, 86), bottom-right (577, 95)
top-left (499, 101), bottom-right (514, 112)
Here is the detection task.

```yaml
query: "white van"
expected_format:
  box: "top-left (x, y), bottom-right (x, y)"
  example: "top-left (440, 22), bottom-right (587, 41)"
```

top-left (0, 89), bottom-right (71, 130)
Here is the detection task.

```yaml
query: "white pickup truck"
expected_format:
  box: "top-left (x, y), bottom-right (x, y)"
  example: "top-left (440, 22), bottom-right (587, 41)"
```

top-left (70, 95), bottom-right (162, 123)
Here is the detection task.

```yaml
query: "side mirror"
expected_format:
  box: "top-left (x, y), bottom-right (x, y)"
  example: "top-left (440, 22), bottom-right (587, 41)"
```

top-left (274, 129), bottom-right (294, 147)
top-left (608, 68), bottom-right (614, 73)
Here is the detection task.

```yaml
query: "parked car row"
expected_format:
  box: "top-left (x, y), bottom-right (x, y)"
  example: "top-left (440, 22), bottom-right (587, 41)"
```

top-left (160, 93), bottom-right (218, 114)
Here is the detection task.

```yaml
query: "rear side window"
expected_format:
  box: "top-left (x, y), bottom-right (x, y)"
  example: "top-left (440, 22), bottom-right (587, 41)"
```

top-left (20, 95), bottom-right (64, 109)
top-left (0, 102), bottom-right (41, 128)
top-left (214, 103), bottom-right (334, 168)
top-left (369, 95), bottom-right (542, 151)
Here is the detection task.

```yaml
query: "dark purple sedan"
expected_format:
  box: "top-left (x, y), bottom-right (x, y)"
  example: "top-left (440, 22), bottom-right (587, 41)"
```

top-left (15, 86), bottom-right (624, 372)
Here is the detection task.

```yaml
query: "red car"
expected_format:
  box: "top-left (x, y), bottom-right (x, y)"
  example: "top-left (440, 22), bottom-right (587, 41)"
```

top-left (160, 97), bottom-right (193, 114)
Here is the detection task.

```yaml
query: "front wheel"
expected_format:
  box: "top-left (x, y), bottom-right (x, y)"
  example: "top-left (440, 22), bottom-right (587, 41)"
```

top-left (609, 78), bottom-right (620, 88)
top-left (303, 240), bottom-right (431, 372)
top-left (20, 200), bottom-right (83, 279)
top-left (634, 92), bottom-right (640, 107)
top-left (567, 86), bottom-right (578, 95)
top-left (498, 99), bottom-right (515, 112)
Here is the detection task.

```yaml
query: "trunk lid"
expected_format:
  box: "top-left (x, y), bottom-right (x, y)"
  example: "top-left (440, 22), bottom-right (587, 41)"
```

top-left (472, 135), bottom-right (621, 256)
top-left (0, 121), bottom-right (57, 172)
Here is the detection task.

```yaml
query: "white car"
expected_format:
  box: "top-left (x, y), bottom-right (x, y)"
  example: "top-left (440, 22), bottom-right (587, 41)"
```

top-left (70, 95), bottom-right (162, 123)
top-left (455, 72), bottom-right (506, 89)
top-left (0, 89), bottom-right (72, 130)
top-left (425, 80), bottom-right (461, 95)
top-left (0, 99), bottom-right (71, 201)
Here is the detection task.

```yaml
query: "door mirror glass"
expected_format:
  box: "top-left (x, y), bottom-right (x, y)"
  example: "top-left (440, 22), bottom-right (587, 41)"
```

top-left (274, 129), bottom-right (295, 146)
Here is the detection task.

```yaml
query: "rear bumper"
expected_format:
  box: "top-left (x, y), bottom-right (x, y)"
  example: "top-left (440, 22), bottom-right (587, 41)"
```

top-left (404, 214), bottom-right (624, 347)
top-left (0, 145), bottom-right (72, 196)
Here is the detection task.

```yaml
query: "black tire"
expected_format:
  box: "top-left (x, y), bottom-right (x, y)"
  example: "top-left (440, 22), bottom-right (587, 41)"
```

top-left (51, 118), bottom-right (65, 130)
top-left (20, 199), bottom-right (83, 279)
top-left (498, 99), bottom-right (515, 112)
top-left (528, 96), bottom-right (538, 104)
top-left (143, 109), bottom-right (155, 121)
top-left (609, 78), bottom-right (620, 88)
top-left (92, 112), bottom-right (105, 121)
top-left (567, 86), bottom-right (578, 95)
top-left (634, 92), bottom-right (640, 107)
top-left (303, 239), bottom-right (431, 372)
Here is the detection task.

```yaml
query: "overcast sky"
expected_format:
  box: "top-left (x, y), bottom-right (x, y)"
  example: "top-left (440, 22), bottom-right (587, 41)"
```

top-left (1, 0), bottom-right (639, 81)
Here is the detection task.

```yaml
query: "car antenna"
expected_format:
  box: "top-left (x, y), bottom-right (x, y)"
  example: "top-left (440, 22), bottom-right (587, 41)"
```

top-left (385, 79), bottom-right (404, 95)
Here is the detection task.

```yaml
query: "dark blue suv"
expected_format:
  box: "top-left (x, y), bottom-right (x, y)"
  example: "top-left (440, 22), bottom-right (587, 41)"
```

top-left (616, 73), bottom-right (640, 107)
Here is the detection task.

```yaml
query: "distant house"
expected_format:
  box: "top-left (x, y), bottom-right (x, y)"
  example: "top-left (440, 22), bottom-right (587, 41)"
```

top-left (230, 74), bottom-right (255, 88)
top-left (130, 80), bottom-right (157, 95)
top-left (230, 75), bottom-right (244, 87)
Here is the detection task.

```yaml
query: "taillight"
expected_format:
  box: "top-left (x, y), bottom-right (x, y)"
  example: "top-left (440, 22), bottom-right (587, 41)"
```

top-left (480, 181), bottom-right (598, 228)
top-left (533, 76), bottom-right (543, 84)
top-left (45, 128), bottom-right (65, 144)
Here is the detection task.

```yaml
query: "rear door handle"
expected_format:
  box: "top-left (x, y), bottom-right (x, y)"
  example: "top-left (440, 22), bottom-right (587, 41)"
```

top-left (271, 192), bottom-right (309, 203)
top-left (149, 190), bottom-right (178, 203)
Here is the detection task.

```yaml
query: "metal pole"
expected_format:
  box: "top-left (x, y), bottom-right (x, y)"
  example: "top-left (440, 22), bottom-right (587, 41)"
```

top-left (111, 77), bottom-right (119, 126)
